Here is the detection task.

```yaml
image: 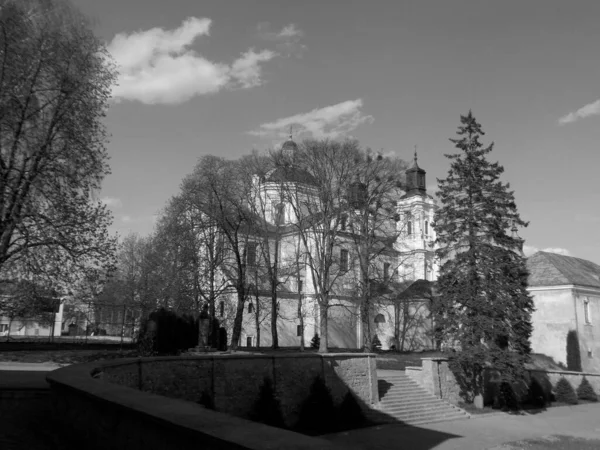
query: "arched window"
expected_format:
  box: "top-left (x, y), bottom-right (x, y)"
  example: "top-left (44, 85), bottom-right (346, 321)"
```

top-left (424, 220), bottom-right (429, 235)
top-left (275, 203), bottom-right (285, 225)
top-left (248, 302), bottom-right (254, 314)
top-left (374, 314), bottom-right (386, 324)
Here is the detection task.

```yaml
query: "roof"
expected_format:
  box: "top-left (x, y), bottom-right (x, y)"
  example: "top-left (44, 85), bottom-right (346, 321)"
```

top-left (264, 166), bottom-right (318, 186)
top-left (526, 251), bottom-right (600, 289)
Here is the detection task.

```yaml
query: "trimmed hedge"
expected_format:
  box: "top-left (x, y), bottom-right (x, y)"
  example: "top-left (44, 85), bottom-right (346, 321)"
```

top-left (566, 330), bottom-right (582, 372)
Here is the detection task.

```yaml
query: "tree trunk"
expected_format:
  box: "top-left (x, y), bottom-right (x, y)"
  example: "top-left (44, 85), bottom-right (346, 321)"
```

top-left (298, 295), bottom-right (304, 351)
top-left (255, 293), bottom-right (260, 347)
top-left (271, 285), bottom-right (278, 349)
top-left (230, 290), bottom-right (245, 351)
top-left (318, 301), bottom-right (328, 353)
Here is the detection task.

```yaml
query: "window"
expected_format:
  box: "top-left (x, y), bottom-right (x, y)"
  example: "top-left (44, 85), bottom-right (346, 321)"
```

top-left (424, 220), bottom-right (429, 235)
top-left (298, 279), bottom-right (303, 293)
top-left (248, 302), bottom-right (254, 314)
top-left (383, 263), bottom-right (390, 282)
top-left (275, 203), bottom-right (285, 225)
top-left (219, 301), bottom-right (225, 317)
top-left (246, 242), bottom-right (257, 266)
top-left (340, 214), bottom-right (348, 231)
top-left (340, 249), bottom-right (349, 272)
top-left (407, 221), bottom-right (412, 235)
top-left (584, 298), bottom-right (591, 324)
top-left (297, 325), bottom-right (303, 337)
top-left (374, 314), bottom-right (386, 324)
top-left (246, 336), bottom-right (253, 347)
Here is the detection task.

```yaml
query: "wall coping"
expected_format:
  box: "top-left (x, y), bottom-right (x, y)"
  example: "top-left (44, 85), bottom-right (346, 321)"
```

top-left (46, 357), bottom-right (349, 450)
top-left (405, 366), bottom-right (422, 371)
top-left (421, 357), bottom-right (450, 361)
top-left (528, 369), bottom-right (600, 377)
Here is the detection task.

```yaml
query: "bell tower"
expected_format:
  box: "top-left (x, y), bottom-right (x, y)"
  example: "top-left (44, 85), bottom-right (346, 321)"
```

top-left (405, 147), bottom-right (427, 196)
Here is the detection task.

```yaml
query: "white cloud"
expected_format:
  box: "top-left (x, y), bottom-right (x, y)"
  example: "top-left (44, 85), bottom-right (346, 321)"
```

top-left (229, 49), bottom-right (277, 88)
top-left (523, 244), bottom-right (571, 257)
top-left (558, 99), bottom-right (600, 125)
top-left (257, 22), bottom-right (306, 57)
top-left (277, 24), bottom-right (303, 39)
top-left (121, 215), bottom-right (132, 224)
top-left (101, 197), bottom-right (123, 208)
top-left (250, 99), bottom-right (374, 139)
top-left (108, 17), bottom-right (277, 105)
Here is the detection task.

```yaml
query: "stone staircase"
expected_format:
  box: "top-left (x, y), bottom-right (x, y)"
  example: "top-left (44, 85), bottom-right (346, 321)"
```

top-left (366, 371), bottom-right (470, 426)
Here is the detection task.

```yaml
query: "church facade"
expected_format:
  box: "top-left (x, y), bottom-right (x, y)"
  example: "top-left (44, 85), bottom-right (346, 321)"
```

top-left (216, 138), bottom-right (439, 350)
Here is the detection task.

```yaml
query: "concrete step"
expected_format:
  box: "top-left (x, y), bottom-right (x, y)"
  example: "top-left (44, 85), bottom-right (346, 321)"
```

top-left (380, 391), bottom-right (436, 401)
top-left (380, 397), bottom-right (444, 408)
top-left (373, 371), bottom-right (471, 426)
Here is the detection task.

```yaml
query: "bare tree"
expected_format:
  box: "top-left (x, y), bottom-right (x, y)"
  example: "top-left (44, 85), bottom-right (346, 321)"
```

top-left (187, 155), bottom-right (255, 350)
top-left (283, 139), bottom-right (361, 352)
top-left (0, 0), bottom-right (117, 288)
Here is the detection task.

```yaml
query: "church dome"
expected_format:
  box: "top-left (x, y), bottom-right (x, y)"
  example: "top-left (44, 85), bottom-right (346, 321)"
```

top-left (281, 139), bottom-right (299, 153)
top-left (264, 166), bottom-right (318, 186)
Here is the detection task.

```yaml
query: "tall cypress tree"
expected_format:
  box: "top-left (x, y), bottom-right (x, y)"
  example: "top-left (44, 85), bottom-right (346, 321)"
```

top-left (433, 111), bottom-right (534, 402)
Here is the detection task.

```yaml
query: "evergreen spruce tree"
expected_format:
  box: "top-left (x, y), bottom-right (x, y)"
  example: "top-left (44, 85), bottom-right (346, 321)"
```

top-left (432, 111), bottom-right (534, 402)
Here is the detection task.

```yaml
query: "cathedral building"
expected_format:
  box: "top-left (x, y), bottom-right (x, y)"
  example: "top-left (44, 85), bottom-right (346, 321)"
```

top-left (219, 137), bottom-right (439, 350)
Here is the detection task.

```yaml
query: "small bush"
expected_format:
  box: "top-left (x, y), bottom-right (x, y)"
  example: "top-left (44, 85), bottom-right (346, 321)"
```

top-left (527, 377), bottom-right (548, 408)
top-left (371, 334), bottom-right (382, 352)
top-left (310, 333), bottom-right (320, 349)
top-left (338, 391), bottom-right (365, 429)
top-left (197, 390), bottom-right (215, 410)
top-left (576, 377), bottom-right (598, 402)
top-left (250, 377), bottom-right (285, 428)
top-left (297, 375), bottom-right (337, 433)
top-left (148, 308), bottom-right (199, 355)
top-left (495, 382), bottom-right (520, 411)
top-left (554, 377), bottom-right (578, 405)
top-left (566, 330), bottom-right (582, 372)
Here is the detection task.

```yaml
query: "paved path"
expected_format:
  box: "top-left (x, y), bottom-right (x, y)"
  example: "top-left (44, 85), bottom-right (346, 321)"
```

top-left (0, 363), bottom-right (65, 390)
top-left (324, 403), bottom-right (600, 450)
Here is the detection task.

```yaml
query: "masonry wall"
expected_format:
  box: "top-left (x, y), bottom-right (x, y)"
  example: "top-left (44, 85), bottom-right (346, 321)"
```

top-left (101, 354), bottom-right (378, 427)
top-left (47, 363), bottom-right (346, 450)
top-left (573, 290), bottom-right (600, 373)
top-left (529, 288), bottom-right (577, 367)
top-left (418, 357), bottom-right (600, 406)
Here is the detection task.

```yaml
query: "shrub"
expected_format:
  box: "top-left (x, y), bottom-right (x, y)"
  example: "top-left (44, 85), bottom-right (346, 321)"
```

top-left (338, 391), bottom-right (365, 429)
top-left (148, 308), bottom-right (199, 355)
top-left (310, 333), bottom-right (320, 349)
top-left (576, 377), bottom-right (598, 402)
top-left (554, 377), bottom-right (578, 405)
top-left (496, 382), bottom-right (520, 411)
top-left (527, 377), bottom-right (549, 408)
top-left (297, 375), bottom-right (337, 433)
top-left (371, 334), bottom-right (382, 352)
top-left (566, 330), bottom-right (582, 372)
top-left (250, 378), bottom-right (285, 428)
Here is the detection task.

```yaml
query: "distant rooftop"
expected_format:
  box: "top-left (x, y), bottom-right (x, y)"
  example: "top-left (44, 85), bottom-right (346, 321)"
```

top-left (526, 251), bottom-right (600, 289)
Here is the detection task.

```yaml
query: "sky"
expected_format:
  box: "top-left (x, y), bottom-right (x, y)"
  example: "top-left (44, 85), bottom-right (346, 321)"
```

top-left (73, 0), bottom-right (600, 264)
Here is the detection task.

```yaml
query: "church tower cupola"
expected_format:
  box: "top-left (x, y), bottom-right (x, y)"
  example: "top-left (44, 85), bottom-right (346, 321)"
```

top-left (281, 126), bottom-right (298, 163)
top-left (404, 146), bottom-right (427, 196)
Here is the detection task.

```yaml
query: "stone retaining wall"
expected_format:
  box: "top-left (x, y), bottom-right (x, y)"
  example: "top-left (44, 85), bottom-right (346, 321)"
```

top-left (418, 357), bottom-right (600, 405)
top-left (46, 353), bottom-right (377, 450)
